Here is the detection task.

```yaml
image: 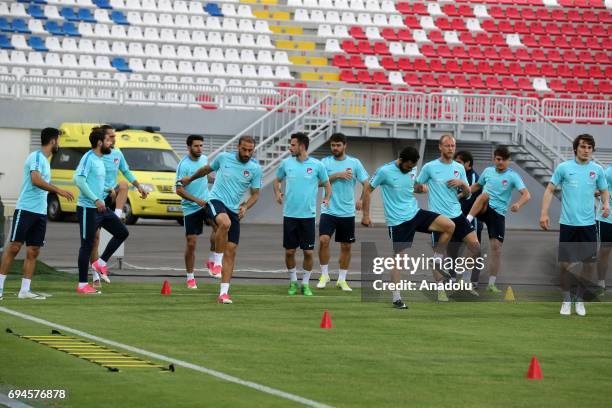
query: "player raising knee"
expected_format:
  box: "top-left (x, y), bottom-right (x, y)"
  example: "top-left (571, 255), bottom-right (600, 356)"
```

top-left (317, 133), bottom-right (369, 292)
top-left (466, 146), bottom-right (530, 293)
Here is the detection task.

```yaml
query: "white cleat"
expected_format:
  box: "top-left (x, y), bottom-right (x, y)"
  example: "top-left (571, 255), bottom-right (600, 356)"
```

top-left (575, 301), bottom-right (586, 317)
top-left (560, 301), bottom-right (572, 316)
top-left (316, 275), bottom-right (330, 289)
top-left (18, 291), bottom-right (46, 300)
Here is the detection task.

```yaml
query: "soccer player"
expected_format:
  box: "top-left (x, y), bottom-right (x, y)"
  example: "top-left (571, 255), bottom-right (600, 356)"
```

top-left (0, 128), bottom-right (74, 300)
top-left (540, 134), bottom-right (608, 316)
top-left (180, 136), bottom-right (262, 304)
top-left (74, 128), bottom-right (130, 294)
top-left (362, 146), bottom-right (456, 309)
top-left (454, 151), bottom-right (483, 242)
top-left (595, 163), bottom-right (612, 297)
top-left (274, 133), bottom-right (331, 296)
top-left (416, 135), bottom-right (481, 299)
top-left (465, 146), bottom-right (531, 293)
top-left (317, 133), bottom-right (368, 292)
top-left (175, 135), bottom-right (214, 289)
top-left (90, 125), bottom-right (148, 287)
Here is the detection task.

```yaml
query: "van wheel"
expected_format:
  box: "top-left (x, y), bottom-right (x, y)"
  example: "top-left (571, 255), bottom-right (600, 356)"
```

top-left (176, 217), bottom-right (184, 226)
top-left (47, 195), bottom-right (64, 221)
top-left (124, 201), bottom-right (138, 225)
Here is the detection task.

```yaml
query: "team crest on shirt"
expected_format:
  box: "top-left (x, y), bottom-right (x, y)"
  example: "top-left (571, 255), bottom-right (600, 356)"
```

top-left (590, 171), bottom-right (596, 178)
top-left (114, 158), bottom-right (119, 165)
top-left (243, 170), bottom-right (250, 178)
top-left (453, 170), bottom-right (459, 177)
top-left (410, 173), bottom-right (415, 179)
top-left (502, 179), bottom-right (508, 186)
top-left (307, 167), bottom-right (313, 174)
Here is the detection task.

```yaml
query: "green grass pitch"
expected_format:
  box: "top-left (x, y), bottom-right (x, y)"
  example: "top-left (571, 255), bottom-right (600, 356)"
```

top-left (0, 264), bottom-right (611, 407)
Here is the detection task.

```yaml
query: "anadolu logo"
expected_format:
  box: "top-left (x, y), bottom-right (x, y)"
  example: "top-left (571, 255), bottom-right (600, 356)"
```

top-left (307, 167), bottom-right (313, 174)
top-left (243, 170), bottom-right (250, 177)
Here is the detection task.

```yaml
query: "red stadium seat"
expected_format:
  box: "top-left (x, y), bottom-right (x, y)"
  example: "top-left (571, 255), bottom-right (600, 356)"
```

top-left (404, 73), bottom-right (421, 86)
top-left (598, 10), bottom-right (612, 24)
top-left (396, 2), bottom-right (411, 14)
top-left (475, 32), bottom-right (491, 46)
top-left (545, 23), bottom-right (560, 36)
top-left (381, 28), bottom-right (397, 41)
top-left (340, 70), bottom-right (358, 83)
top-left (381, 57), bottom-right (398, 70)
top-left (437, 45), bottom-right (452, 58)
top-left (412, 3), bottom-right (427, 15)
top-left (332, 55), bottom-right (350, 68)
top-left (594, 51), bottom-right (610, 64)
top-left (477, 61), bottom-right (493, 75)
top-left (452, 46), bottom-right (468, 59)
top-left (414, 58), bottom-right (429, 72)
top-left (570, 37), bottom-right (586, 49)
top-left (438, 74), bottom-right (453, 88)
top-left (453, 74), bottom-right (470, 88)
top-left (521, 35), bottom-right (538, 48)
top-left (557, 64), bottom-right (573, 78)
top-left (358, 40), bottom-right (375, 55)
top-left (514, 22), bottom-right (530, 34)
top-left (430, 59), bottom-right (445, 72)
top-left (372, 71), bottom-right (390, 85)
top-left (468, 46), bottom-right (485, 59)
top-left (397, 57), bottom-right (412, 71)
top-left (435, 18), bottom-right (451, 31)
top-left (517, 78), bottom-right (532, 91)
top-left (560, 23), bottom-right (575, 35)
top-left (536, 8), bottom-right (552, 21)
top-left (582, 80), bottom-right (597, 94)
top-left (551, 9), bottom-right (567, 22)
top-left (541, 64), bottom-right (557, 77)
top-left (349, 55), bottom-right (366, 69)
top-left (482, 46), bottom-right (500, 60)
top-left (421, 74), bottom-right (438, 88)
top-left (509, 63), bottom-right (524, 76)
top-left (501, 77), bottom-right (518, 90)
top-left (349, 26), bottom-right (367, 40)
top-left (396, 29), bottom-right (411, 42)
top-left (578, 50), bottom-right (595, 63)
top-left (554, 36), bottom-right (571, 49)
top-left (498, 48), bottom-right (515, 61)
top-left (356, 70), bottom-right (374, 84)
top-left (481, 20), bottom-right (498, 32)
top-left (515, 49), bottom-right (531, 61)
top-left (493, 62), bottom-right (509, 75)
top-left (490, 33), bottom-right (506, 46)
top-left (587, 65), bottom-right (604, 78)
top-left (459, 32), bottom-right (475, 45)
top-left (374, 42), bottom-right (390, 55)
top-left (489, 7), bottom-right (505, 19)
top-left (566, 80), bottom-right (581, 93)
top-left (420, 44), bottom-right (436, 58)
top-left (531, 49), bottom-right (547, 61)
top-left (446, 60), bottom-right (461, 73)
top-left (428, 30), bottom-right (445, 44)
top-left (549, 79), bottom-right (565, 92)
top-left (506, 7), bottom-right (521, 20)
top-left (572, 65), bottom-right (588, 78)
top-left (458, 5), bottom-right (474, 17)
top-left (404, 16), bottom-right (420, 29)
top-left (450, 18), bottom-right (467, 31)
top-left (547, 49), bottom-right (563, 62)
top-left (524, 63), bottom-right (540, 76)
top-left (469, 76), bottom-right (486, 89)
top-left (341, 40), bottom-right (358, 54)
top-left (442, 4), bottom-right (459, 16)
top-left (521, 8), bottom-right (537, 20)
top-left (529, 22), bottom-right (546, 35)
top-left (562, 50), bottom-right (579, 63)
top-left (539, 36), bottom-right (554, 48)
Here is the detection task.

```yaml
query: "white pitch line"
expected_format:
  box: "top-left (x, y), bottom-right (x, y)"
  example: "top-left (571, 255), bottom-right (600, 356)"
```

top-left (0, 307), bottom-right (333, 408)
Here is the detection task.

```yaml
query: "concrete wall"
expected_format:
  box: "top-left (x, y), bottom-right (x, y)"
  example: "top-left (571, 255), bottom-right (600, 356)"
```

top-left (0, 128), bottom-right (30, 214)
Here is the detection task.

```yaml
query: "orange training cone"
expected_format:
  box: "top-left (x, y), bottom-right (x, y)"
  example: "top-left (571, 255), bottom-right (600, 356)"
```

top-left (161, 280), bottom-right (172, 295)
top-left (526, 356), bottom-right (543, 379)
top-left (320, 310), bottom-right (332, 329)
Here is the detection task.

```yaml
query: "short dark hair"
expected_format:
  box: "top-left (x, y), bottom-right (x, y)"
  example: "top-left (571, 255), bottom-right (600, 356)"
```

top-left (291, 132), bottom-right (309, 150)
top-left (493, 146), bottom-right (511, 160)
top-left (399, 146), bottom-right (420, 164)
top-left (454, 151), bottom-right (473, 167)
top-left (573, 133), bottom-right (595, 154)
top-left (41, 127), bottom-right (60, 146)
top-left (99, 124), bottom-right (114, 134)
top-left (187, 135), bottom-right (204, 146)
top-left (238, 135), bottom-right (256, 146)
top-left (329, 133), bottom-right (347, 144)
top-left (439, 134), bottom-right (454, 145)
top-left (89, 128), bottom-right (106, 149)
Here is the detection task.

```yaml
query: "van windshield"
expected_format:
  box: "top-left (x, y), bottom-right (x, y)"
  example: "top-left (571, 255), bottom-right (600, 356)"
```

top-left (121, 148), bottom-right (179, 172)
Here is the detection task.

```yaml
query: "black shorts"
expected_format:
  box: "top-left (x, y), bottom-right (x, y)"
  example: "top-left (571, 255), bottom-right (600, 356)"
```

top-left (9, 209), bottom-right (47, 247)
top-left (284, 217), bottom-right (315, 250)
top-left (477, 206), bottom-right (506, 242)
top-left (598, 221), bottom-right (612, 247)
top-left (319, 214), bottom-right (355, 243)
top-left (388, 209), bottom-right (439, 253)
top-left (104, 194), bottom-right (116, 210)
top-left (183, 207), bottom-right (212, 237)
top-left (558, 224), bottom-right (597, 263)
top-left (431, 214), bottom-right (474, 245)
top-left (205, 199), bottom-right (241, 245)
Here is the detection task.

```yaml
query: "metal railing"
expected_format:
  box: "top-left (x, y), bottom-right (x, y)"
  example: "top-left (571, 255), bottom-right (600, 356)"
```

top-left (541, 98), bottom-right (612, 125)
top-left (17, 76), bottom-right (122, 103)
top-left (123, 80), bottom-right (221, 108)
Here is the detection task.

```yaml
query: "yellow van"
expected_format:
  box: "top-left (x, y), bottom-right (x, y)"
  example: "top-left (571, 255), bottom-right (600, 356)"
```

top-left (48, 122), bottom-right (183, 224)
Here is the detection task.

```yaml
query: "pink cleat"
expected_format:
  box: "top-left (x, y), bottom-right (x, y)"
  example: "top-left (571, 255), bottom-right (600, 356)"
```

top-left (76, 284), bottom-right (100, 294)
top-left (186, 278), bottom-right (198, 289)
top-left (217, 293), bottom-right (233, 304)
top-left (91, 260), bottom-right (110, 283)
top-left (209, 264), bottom-right (222, 279)
top-left (206, 260), bottom-right (214, 271)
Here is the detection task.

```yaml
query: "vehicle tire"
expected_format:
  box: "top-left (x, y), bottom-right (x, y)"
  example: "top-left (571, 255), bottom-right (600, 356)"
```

top-left (124, 200), bottom-right (139, 225)
top-left (47, 194), bottom-right (65, 221)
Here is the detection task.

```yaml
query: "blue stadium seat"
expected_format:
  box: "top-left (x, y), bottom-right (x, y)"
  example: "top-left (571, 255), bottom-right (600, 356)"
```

top-left (60, 7), bottom-right (79, 22)
top-left (93, 0), bottom-right (111, 9)
top-left (18, 0), bottom-right (46, 3)
top-left (111, 57), bottom-right (132, 72)
top-left (78, 8), bottom-right (96, 23)
top-left (27, 4), bottom-right (46, 19)
top-left (110, 10), bottom-right (129, 25)
top-left (62, 22), bottom-right (80, 36)
top-left (0, 18), bottom-right (11, 32)
top-left (0, 34), bottom-right (15, 49)
top-left (44, 20), bottom-right (63, 35)
top-left (204, 3), bottom-right (223, 17)
top-left (27, 36), bottom-right (48, 51)
top-left (11, 19), bottom-right (30, 34)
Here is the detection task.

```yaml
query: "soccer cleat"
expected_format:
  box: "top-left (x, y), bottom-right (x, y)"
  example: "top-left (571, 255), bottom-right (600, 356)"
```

top-left (206, 260), bottom-right (214, 272)
top-left (76, 284), bottom-right (100, 294)
top-left (91, 260), bottom-right (110, 283)
top-left (467, 286), bottom-right (480, 297)
top-left (18, 291), bottom-right (46, 300)
top-left (217, 293), bottom-right (233, 304)
top-left (317, 274), bottom-right (330, 289)
top-left (560, 301), bottom-right (571, 316)
top-left (209, 264), bottom-right (222, 279)
top-left (437, 289), bottom-right (449, 302)
top-left (301, 283), bottom-right (313, 296)
top-left (288, 281), bottom-right (299, 296)
top-left (186, 279), bottom-right (198, 289)
top-left (486, 283), bottom-right (501, 294)
top-left (336, 280), bottom-right (352, 292)
top-left (392, 299), bottom-right (408, 309)
top-left (575, 301), bottom-right (586, 316)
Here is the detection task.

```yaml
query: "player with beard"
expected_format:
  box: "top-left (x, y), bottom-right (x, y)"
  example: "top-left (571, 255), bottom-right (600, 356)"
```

top-left (74, 128), bottom-right (130, 294)
top-left (0, 128), bottom-right (74, 300)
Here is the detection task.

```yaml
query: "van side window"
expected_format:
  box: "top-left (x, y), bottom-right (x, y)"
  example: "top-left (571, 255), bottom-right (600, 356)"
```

top-left (51, 148), bottom-right (88, 170)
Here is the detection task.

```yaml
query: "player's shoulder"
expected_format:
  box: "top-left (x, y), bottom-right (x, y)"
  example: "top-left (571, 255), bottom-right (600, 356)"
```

top-left (248, 157), bottom-right (262, 169)
top-left (308, 156), bottom-right (323, 165)
top-left (590, 161), bottom-right (605, 171)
